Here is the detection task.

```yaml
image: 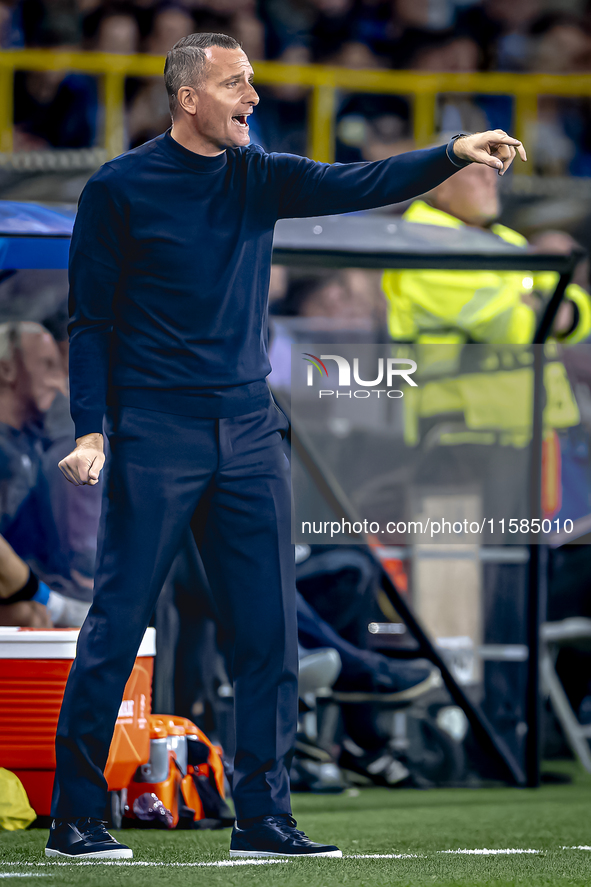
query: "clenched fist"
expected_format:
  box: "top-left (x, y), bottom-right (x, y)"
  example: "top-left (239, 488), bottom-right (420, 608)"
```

top-left (58, 432), bottom-right (105, 486)
top-left (452, 130), bottom-right (527, 175)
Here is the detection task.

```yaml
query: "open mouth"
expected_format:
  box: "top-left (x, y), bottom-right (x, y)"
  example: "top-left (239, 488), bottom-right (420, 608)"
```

top-left (232, 114), bottom-right (250, 128)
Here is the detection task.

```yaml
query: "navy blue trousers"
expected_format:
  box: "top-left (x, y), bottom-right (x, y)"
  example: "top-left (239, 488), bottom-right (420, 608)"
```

top-left (52, 400), bottom-right (298, 821)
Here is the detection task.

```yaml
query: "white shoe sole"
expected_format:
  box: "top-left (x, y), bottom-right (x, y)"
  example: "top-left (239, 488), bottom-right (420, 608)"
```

top-left (229, 849), bottom-right (342, 858)
top-left (45, 848), bottom-right (133, 860)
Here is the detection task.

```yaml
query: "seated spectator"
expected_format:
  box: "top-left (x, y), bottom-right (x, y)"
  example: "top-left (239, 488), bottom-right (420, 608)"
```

top-left (320, 39), bottom-right (412, 163)
top-left (408, 34), bottom-right (495, 136)
top-left (260, 0), bottom-right (315, 58)
top-left (0, 321), bottom-right (88, 623)
top-left (192, 0), bottom-right (264, 60)
top-left (0, 534), bottom-right (52, 627)
top-left (410, 32), bottom-right (482, 72)
top-left (382, 161), bottom-right (591, 345)
top-left (268, 265), bottom-right (288, 307)
top-left (253, 44), bottom-right (312, 156)
top-left (0, 0), bottom-right (24, 48)
top-left (268, 270), bottom-right (386, 389)
top-left (526, 14), bottom-right (591, 176)
top-left (0, 320), bottom-right (63, 560)
top-left (13, 29), bottom-right (97, 150)
top-left (307, 0), bottom-right (356, 62)
top-left (78, 5), bottom-right (143, 150)
top-left (529, 231), bottom-right (590, 293)
top-left (127, 4), bottom-right (194, 147)
top-left (390, 0), bottom-right (453, 36)
top-left (82, 3), bottom-right (141, 54)
top-left (336, 88), bottom-right (411, 162)
top-left (274, 270), bottom-right (385, 325)
top-left (458, 0), bottom-right (543, 71)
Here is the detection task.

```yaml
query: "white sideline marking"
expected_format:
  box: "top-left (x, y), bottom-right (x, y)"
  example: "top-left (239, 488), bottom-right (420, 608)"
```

top-left (0, 860), bottom-right (286, 868)
top-left (348, 854), bottom-right (421, 859)
top-left (563, 846), bottom-right (591, 851)
top-left (439, 849), bottom-right (541, 856)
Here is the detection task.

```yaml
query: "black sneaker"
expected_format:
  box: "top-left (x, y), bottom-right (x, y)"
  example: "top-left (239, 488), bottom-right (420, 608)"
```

top-left (230, 815), bottom-right (342, 858)
top-left (45, 818), bottom-right (133, 859)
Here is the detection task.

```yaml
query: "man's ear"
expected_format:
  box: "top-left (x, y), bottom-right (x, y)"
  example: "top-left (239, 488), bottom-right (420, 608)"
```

top-left (177, 86), bottom-right (198, 116)
top-left (0, 358), bottom-right (17, 387)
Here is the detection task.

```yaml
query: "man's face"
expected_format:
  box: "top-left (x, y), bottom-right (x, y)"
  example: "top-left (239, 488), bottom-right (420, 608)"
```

top-left (16, 331), bottom-right (66, 417)
top-left (183, 47), bottom-right (259, 151)
top-left (434, 162), bottom-right (500, 227)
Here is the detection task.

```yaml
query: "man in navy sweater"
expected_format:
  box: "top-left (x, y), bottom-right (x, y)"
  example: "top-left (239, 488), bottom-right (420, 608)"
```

top-left (46, 32), bottom-right (526, 860)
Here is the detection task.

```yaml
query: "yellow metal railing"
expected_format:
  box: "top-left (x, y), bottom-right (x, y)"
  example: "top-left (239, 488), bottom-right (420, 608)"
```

top-left (2, 49), bottom-right (591, 170)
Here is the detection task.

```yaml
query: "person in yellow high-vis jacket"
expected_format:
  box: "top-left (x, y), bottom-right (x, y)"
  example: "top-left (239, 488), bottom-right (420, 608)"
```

top-left (383, 161), bottom-right (591, 348)
top-left (382, 161), bottom-right (591, 465)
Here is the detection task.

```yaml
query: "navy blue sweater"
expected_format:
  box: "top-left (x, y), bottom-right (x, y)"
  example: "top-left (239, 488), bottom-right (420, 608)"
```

top-left (68, 130), bottom-right (466, 438)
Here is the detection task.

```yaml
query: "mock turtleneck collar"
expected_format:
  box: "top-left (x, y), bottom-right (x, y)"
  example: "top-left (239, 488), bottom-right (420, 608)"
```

top-left (158, 129), bottom-right (228, 173)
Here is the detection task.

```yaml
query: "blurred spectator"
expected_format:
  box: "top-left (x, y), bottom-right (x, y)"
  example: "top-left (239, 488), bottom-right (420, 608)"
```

top-left (0, 0), bottom-right (24, 47)
top-left (330, 39), bottom-right (382, 69)
top-left (268, 264), bottom-right (288, 306)
top-left (268, 269), bottom-right (385, 388)
top-left (365, 0), bottom-right (460, 66)
top-left (193, 0), bottom-right (264, 60)
top-left (275, 269), bottom-right (385, 324)
top-left (382, 161), bottom-right (591, 344)
top-left (459, 0), bottom-right (543, 71)
top-left (408, 32), bottom-right (491, 137)
top-left (328, 38), bottom-right (410, 162)
top-left (530, 230), bottom-right (590, 292)
top-left (147, 3), bottom-right (195, 51)
top-left (82, 3), bottom-right (141, 53)
top-left (410, 33), bottom-right (482, 72)
top-left (260, 0), bottom-right (314, 58)
top-left (80, 4), bottom-right (142, 147)
top-left (524, 14), bottom-right (591, 176)
top-left (307, 0), bottom-right (357, 62)
top-left (530, 13), bottom-right (591, 74)
top-left (0, 321), bottom-right (66, 567)
top-left (21, 0), bottom-right (81, 47)
top-left (0, 322), bottom-right (64, 457)
top-left (338, 108), bottom-right (412, 162)
top-left (253, 44), bottom-right (311, 155)
top-left (261, 0), bottom-right (355, 60)
top-left (13, 29), bottom-right (97, 149)
top-left (391, 0), bottom-right (454, 34)
top-left (0, 533), bottom-right (52, 627)
top-left (0, 321), bottom-right (91, 624)
top-left (127, 4), bottom-right (194, 146)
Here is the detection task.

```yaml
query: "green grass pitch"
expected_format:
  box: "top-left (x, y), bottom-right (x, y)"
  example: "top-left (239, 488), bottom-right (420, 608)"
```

top-left (2, 763), bottom-right (591, 886)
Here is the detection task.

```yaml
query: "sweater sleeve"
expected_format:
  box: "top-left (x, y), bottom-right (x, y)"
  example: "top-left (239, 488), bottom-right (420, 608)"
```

top-left (271, 140), bottom-right (468, 221)
top-left (68, 170), bottom-right (126, 439)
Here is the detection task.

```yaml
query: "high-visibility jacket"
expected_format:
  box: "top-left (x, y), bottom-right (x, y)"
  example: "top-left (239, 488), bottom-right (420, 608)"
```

top-left (382, 200), bottom-right (591, 347)
top-left (381, 202), bottom-right (591, 513)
